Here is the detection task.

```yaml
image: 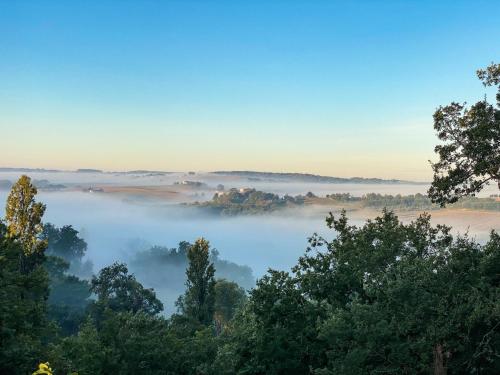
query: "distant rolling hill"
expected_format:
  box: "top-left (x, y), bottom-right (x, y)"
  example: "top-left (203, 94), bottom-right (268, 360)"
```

top-left (211, 171), bottom-right (426, 185)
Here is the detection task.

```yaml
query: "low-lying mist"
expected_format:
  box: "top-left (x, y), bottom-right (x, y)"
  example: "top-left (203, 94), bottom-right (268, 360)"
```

top-left (1, 173), bottom-right (498, 314)
top-left (0, 189), bottom-right (328, 313)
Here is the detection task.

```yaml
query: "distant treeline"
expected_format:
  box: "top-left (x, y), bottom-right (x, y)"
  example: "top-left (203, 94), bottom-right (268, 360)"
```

top-left (0, 179), bottom-right (66, 191)
top-left (326, 192), bottom-right (500, 211)
top-left (192, 189), bottom-right (500, 215)
top-left (130, 241), bottom-right (255, 292)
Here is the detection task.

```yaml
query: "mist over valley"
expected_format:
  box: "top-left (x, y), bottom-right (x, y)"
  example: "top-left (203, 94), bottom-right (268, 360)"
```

top-left (1, 169), bottom-right (497, 314)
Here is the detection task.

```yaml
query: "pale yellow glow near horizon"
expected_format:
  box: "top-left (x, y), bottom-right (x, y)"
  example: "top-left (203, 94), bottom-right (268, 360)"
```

top-left (1, 141), bottom-right (435, 182)
top-left (0, 114), bottom-right (436, 181)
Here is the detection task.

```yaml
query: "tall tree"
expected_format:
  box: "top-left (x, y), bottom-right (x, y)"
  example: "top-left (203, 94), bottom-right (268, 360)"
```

top-left (1, 179), bottom-right (50, 373)
top-left (5, 175), bottom-right (46, 272)
top-left (428, 63), bottom-right (500, 205)
top-left (178, 238), bottom-right (216, 325)
top-left (0, 222), bottom-right (49, 374)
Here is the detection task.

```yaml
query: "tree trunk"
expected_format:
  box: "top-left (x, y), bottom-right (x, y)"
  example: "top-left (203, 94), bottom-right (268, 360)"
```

top-left (433, 344), bottom-right (447, 375)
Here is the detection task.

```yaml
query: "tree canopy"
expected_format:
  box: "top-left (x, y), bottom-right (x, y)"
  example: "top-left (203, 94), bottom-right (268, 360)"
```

top-left (5, 175), bottom-right (46, 272)
top-left (177, 238), bottom-right (216, 326)
top-left (42, 224), bottom-right (87, 263)
top-left (90, 262), bottom-right (163, 316)
top-left (219, 210), bottom-right (500, 374)
top-left (429, 63), bottom-right (500, 205)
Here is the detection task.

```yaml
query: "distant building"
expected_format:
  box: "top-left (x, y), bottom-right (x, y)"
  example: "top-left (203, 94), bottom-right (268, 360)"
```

top-left (239, 187), bottom-right (254, 194)
top-left (84, 187), bottom-right (104, 193)
top-left (174, 180), bottom-right (207, 188)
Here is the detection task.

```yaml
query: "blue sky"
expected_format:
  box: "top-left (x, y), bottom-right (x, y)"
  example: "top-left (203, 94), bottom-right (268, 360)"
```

top-left (1, 0), bottom-right (499, 180)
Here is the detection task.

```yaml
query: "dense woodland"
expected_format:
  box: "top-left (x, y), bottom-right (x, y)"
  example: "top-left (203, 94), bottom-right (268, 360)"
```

top-left (1, 175), bottom-right (499, 374)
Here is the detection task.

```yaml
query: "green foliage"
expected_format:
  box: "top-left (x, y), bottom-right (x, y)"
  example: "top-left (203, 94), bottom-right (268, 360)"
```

top-left (178, 238), bottom-right (216, 326)
top-left (315, 232), bottom-right (500, 374)
top-left (196, 189), bottom-right (500, 216)
top-left (221, 210), bottom-right (500, 374)
top-left (171, 326), bottom-right (219, 375)
top-left (2, 177), bottom-right (499, 374)
top-left (210, 249), bottom-right (255, 290)
top-left (50, 319), bottom-right (105, 375)
top-left (360, 192), bottom-right (435, 210)
top-left (429, 63), bottom-right (500, 205)
top-left (52, 313), bottom-right (180, 375)
top-left (130, 241), bottom-right (254, 291)
top-left (327, 192), bottom-right (500, 211)
top-left (133, 241), bottom-right (191, 268)
top-left (51, 311), bottom-right (222, 375)
top-left (192, 188), bottom-right (305, 215)
top-left (223, 270), bottom-right (322, 374)
top-left (214, 279), bottom-right (247, 328)
top-left (42, 223), bottom-right (93, 278)
top-left (0, 180), bottom-right (51, 374)
top-left (42, 224), bottom-right (87, 263)
top-left (45, 256), bottom-right (91, 336)
top-left (5, 175), bottom-right (47, 272)
top-left (0, 222), bottom-right (50, 374)
top-left (90, 262), bottom-right (163, 317)
top-left (310, 211), bottom-right (498, 373)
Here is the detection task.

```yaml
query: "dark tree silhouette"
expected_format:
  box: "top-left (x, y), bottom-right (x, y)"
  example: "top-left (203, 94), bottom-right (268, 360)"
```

top-left (428, 63), bottom-right (500, 205)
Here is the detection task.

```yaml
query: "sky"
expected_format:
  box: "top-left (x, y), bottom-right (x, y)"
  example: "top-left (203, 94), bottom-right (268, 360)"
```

top-left (0, 0), bottom-right (499, 181)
